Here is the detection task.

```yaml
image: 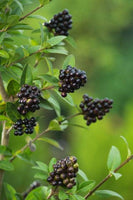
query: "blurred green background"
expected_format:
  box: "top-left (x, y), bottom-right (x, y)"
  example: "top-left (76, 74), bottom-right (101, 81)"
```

top-left (4, 0), bottom-right (133, 199)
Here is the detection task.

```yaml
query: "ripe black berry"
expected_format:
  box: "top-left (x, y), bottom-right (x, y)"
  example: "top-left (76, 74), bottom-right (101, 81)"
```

top-left (79, 94), bottom-right (113, 126)
top-left (17, 85), bottom-right (41, 115)
top-left (58, 65), bottom-right (87, 97)
top-left (47, 156), bottom-right (78, 189)
top-left (13, 117), bottom-right (36, 136)
top-left (44, 9), bottom-right (72, 36)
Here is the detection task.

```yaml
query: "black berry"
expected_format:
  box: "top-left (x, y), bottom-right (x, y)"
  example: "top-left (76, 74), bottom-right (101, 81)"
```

top-left (58, 65), bottom-right (87, 97)
top-left (13, 117), bottom-right (36, 136)
top-left (44, 9), bottom-right (72, 36)
top-left (47, 156), bottom-right (78, 189)
top-left (79, 94), bottom-right (113, 126)
top-left (17, 85), bottom-right (41, 115)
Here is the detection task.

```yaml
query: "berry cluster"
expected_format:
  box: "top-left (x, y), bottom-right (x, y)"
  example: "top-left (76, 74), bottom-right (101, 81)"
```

top-left (13, 117), bottom-right (36, 136)
top-left (44, 9), bottom-right (72, 36)
top-left (47, 156), bottom-right (78, 189)
top-left (80, 94), bottom-right (113, 126)
top-left (58, 65), bottom-right (87, 97)
top-left (17, 85), bottom-right (41, 115)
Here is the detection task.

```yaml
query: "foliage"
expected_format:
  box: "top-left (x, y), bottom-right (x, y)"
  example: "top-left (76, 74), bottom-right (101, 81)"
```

top-left (0, 0), bottom-right (132, 200)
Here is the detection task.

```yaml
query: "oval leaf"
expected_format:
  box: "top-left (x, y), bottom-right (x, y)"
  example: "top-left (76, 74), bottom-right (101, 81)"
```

top-left (107, 146), bottom-right (121, 171)
top-left (6, 102), bottom-right (21, 122)
top-left (62, 54), bottom-right (75, 69)
top-left (38, 137), bottom-right (63, 150)
top-left (47, 36), bottom-right (66, 47)
top-left (0, 160), bottom-right (14, 171)
top-left (95, 190), bottom-right (124, 200)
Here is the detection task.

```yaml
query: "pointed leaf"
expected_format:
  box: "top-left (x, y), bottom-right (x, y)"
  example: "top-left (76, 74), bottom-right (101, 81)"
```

top-left (95, 190), bottom-right (124, 200)
top-left (20, 65), bottom-right (33, 85)
top-left (0, 145), bottom-right (12, 156)
top-left (47, 36), bottom-right (66, 47)
top-left (62, 54), bottom-right (75, 69)
top-left (48, 157), bottom-right (57, 173)
top-left (7, 80), bottom-right (20, 95)
top-left (0, 50), bottom-right (9, 59)
top-left (78, 169), bottom-right (89, 181)
top-left (107, 146), bottom-right (121, 171)
top-left (112, 172), bottom-right (122, 180)
top-left (48, 96), bottom-right (61, 117)
top-left (32, 161), bottom-right (48, 173)
top-left (38, 137), bottom-right (63, 150)
top-left (6, 102), bottom-right (21, 122)
top-left (4, 183), bottom-right (17, 200)
top-left (40, 74), bottom-right (59, 86)
top-left (0, 160), bottom-right (14, 171)
top-left (120, 136), bottom-right (131, 157)
top-left (25, 186), bottom-right (49, 200)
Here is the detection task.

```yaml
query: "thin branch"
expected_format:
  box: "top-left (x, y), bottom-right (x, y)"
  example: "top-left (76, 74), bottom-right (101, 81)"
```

top-left (41, 86), bottom-right (56, 91)
top-left (0, 121), bottom-right (10, 196)
top-left (10, 127), bottom-right (50, 162)
top-left (8, 47), bottom-right (45, 67)
top-left (47, 187), bottom-right (58, 199)
top-left (0, 73), bottom-right (9, 102)
top-left (59, 112), bottom-right (82, 124)
top-left (84, 154), bottom-right (133, 199)
top-left (22, 181), bottom-right (41, 199)
top-left (19, 5), bottom-right (43, 21)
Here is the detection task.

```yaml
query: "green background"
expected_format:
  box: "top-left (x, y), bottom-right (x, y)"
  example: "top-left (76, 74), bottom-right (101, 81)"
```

top-left (4, 0), bottom-right (133, 199)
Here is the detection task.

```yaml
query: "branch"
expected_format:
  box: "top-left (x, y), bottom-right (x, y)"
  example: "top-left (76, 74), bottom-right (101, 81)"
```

top-left (47, 187), bottom-right (58, 199)
top-left (10, 127), bottom-right (50, 162)
top-left (19, 4), bottom-right (43, 21)
top-left (22, 181), bottom-right (41, 199)
top-left (0, 73), bottom-right (9, 102)
top-left (59, 112), bottom-right (82, 124)
top-left (8, 47), bottom-right (45, 67)
top-left (84, 154), bottom-right (133, 199)
top-left (0, 121), bottom-right (10, 196)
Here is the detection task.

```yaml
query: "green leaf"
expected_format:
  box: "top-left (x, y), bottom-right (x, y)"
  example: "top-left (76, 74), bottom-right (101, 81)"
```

top-left (0, 50), bottom-right (9, 59)
top-left (44, 48), bottom-right (68, 55)
top-left (59, 190), bottom-right (69, 200)
top-left (74, 195), bottom-right (84, 200)
top-left (111, 172), bottom-right (122, 180)
top-left (7, 15), bottom-right (19, 26)
top-left (56, 91), bottom-right (75, 106)
top-left (25, 186), bottom-right (49, 200)
top-left (48, 96), bottom-right (61, 117)
top-left (0, 145), bottom-right (12, 156)
top-left (47, 36), bottom-right (66, 47)
top-left (0, 160), bottom-right (14, 171)
top-left (32, 161), bottom-right (48, 173)
top-left (16, 150), bottom-right (34, 165)
top-left (45, 57), bottom-right (53, 74)
top-left (34, 172), bottom-right (48, 181)
top-left (39, 0), bottom-right (50, 6)
top-left (48, 157), bottom-right (57, 173)
top-left (39, 97), bottom-right (53, 110)
top-left (78, 169), bottom-right (89, 181)
top-left (107, 146), bottom-right (121, 171)
top-left (40, 23), bottom-right (45, 45)
top-left (38, 137), bottom-right (63, 150)
top-left (20, 65), bottom-right (33, 85)
top-left (39, 74), bottom-right (59, 86)
top-left (120, 136), bottom-right (131, 157)
top-left (95, 190), bottom-right (124, 200)
top-left (14, 0), bottom-right (24, 12)
top-left (28, 15), bottom-right (47, 21)
top-left (66, 36), bottom-right (76, 48)
top-left (4, 183), bottom-right (17, 200)
top-left (10, 24), bottom-right (33, 30)
top-left (49, 119), bottom-right (62, 131)
top-left (0, 115), bottom-right (10, 122)
top-left (7, 80), bottom-right (20, 95)
top-left (62, 54), bottom-right (75, 69)
top-left (77, 180), bottom-right (95, 194)
top-left (6, 102), bottom-right (21, 122)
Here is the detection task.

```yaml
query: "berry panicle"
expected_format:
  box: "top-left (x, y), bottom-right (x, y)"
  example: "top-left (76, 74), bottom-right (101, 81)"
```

top-left (47, 156), bottom-right (78, 189)
top-left (79, 94), bottom-right (113, 126)
top-left (44, 9), bottom-right (72, 36)
top-left (58, 65), bottom-right (87, 97)
top-left (13, 117), bottom-right (36, 136)
top-left (17, 84), bottom-right (41, 115)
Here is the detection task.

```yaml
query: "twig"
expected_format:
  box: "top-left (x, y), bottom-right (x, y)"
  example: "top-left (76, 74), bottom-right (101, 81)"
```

top-left (41, 86), bottom-right (56, 91)
top-left (0, 121), bottom-right (10, 196)
top-left (10, 127), bottom-right (50, 162)
top-left (19, 5), bottom-right (43, 21)
top-left (8, 47), bottom-right (45, 67)
top-left (22, 181), bottom-right (41, 199)
top-left (47, 187), bottom-right (58, 199)
top-left (59, 112), bottom-right (82, 124)
top-left (0, 73), bottom-right (9, 102)
top-left (84, 154), bottom-right (133, 199)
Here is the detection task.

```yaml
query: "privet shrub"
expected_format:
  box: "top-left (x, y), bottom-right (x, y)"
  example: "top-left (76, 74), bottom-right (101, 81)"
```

top-left (0, 0), bottom-right (132, 200)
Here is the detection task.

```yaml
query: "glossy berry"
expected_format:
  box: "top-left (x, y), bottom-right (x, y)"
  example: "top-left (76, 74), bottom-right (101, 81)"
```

top-left (47, 156), bottom-right (78, 189)
top-left (58, 65), bottom-right (87, 97)
top-left (79, 94), bottom-right (113, 126)
top-left (44, 9), bottom-right (72, 36)
top-left (17, 85), bottom-right (41, 115)
top-left (13, 117), bottom-right (36, 136)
